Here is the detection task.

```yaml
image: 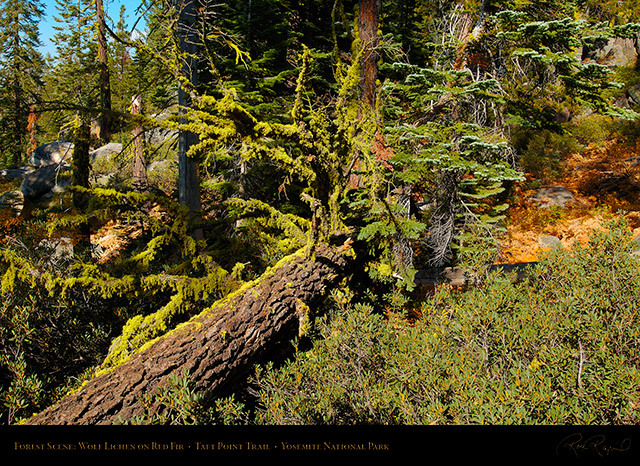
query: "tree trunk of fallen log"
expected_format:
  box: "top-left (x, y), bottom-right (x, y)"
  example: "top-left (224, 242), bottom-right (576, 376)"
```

top-left (24, 243), bottom-right (352, 425)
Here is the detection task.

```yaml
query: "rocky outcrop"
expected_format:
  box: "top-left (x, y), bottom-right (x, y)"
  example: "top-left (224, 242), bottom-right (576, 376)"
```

top-left (582, 37), bottom-right (638, 67)
top-left (29, 141), bottom-right (74, 167)
top-left (2, 142), bottom-right (126, 202)
top-left (614, 82), bottom-right (640, 109)
top-left (0, 190), bottom-right (32, 218)
top-left (90, 142), bottom-right (122, 163)
top-left (530, 186), bottom-right (575, 209)
top-left (0, 166), bottom-right (34, 181)
top-left (20, 163), bottom-right (71, 200)
top-left (144, 109), bottom-right (179, 147)
top-left (539, 235), bottom-right (562, 250)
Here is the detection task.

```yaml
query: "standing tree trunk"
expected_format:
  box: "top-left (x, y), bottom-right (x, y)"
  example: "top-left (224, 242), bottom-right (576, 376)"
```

top-left (71, 121), bottom-right (90, 208)
top-left (71, 119), bottom-right (91, 255)
top-left (348, 0), bottom-right (382, 190)
top-left (175, 0), bottom-right (203, 240)
top-left (357, 0), bottom-right (381, 110)
top-left (23, 243), bottom-right (353, 425)
top-left (131, 95), bottom-right (149, 193)
top-left (26, 105), bottom-right (38, 161)
top-left (10, 28), bottom-right (23, 167)
top-left (96, 0), bottom-right (111, 144)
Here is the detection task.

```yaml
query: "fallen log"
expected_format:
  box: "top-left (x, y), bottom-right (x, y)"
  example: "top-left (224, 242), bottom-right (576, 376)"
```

top-left (24, 242), bottom-right (353, 425)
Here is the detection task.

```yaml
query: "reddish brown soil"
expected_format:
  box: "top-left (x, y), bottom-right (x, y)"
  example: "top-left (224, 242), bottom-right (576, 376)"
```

top-left (498, 138), bottom-right (640, 263)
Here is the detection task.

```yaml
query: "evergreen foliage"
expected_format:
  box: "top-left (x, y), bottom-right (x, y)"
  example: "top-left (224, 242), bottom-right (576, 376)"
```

top-left (44, 0), bottom-right (100, 138)
top-left (1, 0), bottom-right (639, 426)
top-left (251, 219), bottom-right (640, 425)
top-left (0, 0), bottom-right (44, 167)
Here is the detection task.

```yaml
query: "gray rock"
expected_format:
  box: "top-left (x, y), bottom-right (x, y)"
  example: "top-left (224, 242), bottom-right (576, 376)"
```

top-left (147, 159), bottom-right (175, 173)
top-left (627, 83), bottom-right (640, 106)
top-left (20, 163), bottom-right (71, 200)
top-left (0, 190), bottom-right (26, 217)
top-left (90, 143), bottom-right (123, 177)
top-left (583, 37), bottom-right (638, 67)
top-left (50, 176), bottom-right (72, 195)
top-left (0, 166), bottom-right (34, 180)
top-left (146, 126), bottom-right (178, 147)
top-left (91, 173), bottom-right (115, 187)
top-left (530, 186), bottom-right (575, 209)
top-left (90, 142), bottom-right (122, 162)
top-left (554, 108), bottom-right (572, 124)
top-left (147, 159), bottom-right (177, 185)
top-left (144, 110), bottom-right (179, 147)
top-left (539, 235), bottom-right (562, 250)
top-left (29, 141), bottom-right (74, 167)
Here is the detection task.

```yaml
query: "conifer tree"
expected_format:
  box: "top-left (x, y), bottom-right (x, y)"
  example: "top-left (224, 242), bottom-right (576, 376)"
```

top-left (46, 0), bottom-right (100, 138)
top-left (174, 0), bottom-right (203, 236)
top-left (131, 1), bottom-right (178, 113)
top-left (0, 0), bottom-right (44, 167)
top-left (109, 5), bottom-right (138, 119)
top-left (95, 0), bottom-right (111, 143)
top-left (9, 0), bottom-right (640, 427)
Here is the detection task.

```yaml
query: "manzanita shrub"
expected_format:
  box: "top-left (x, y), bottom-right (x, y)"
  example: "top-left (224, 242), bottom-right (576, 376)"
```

top-left (252, 218), bottom-right (640, 425)
top-left (76, 218), bottom-right (640, 425)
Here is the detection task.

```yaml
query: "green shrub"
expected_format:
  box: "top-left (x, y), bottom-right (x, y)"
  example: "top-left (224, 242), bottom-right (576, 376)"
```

top-left (569, 115), bottom-right (615, 146)
top-left (0, 221), bottom-right (149, 424)
top-left (512, 127), bottom-right (584, 181)
top-left (120, 370), bottom-right (249, 426)
top-left (251, 218), bottom-right (640, 425)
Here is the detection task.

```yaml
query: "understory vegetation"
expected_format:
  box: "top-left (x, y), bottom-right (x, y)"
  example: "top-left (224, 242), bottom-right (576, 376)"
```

top-left (121, 219), bottom-right (640, 425)
top-left (1, 0), bottom-right (640, 425)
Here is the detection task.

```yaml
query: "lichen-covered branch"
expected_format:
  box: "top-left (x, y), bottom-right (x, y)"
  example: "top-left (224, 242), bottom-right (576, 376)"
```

top-left (23, 242), bottom-right (353, 425)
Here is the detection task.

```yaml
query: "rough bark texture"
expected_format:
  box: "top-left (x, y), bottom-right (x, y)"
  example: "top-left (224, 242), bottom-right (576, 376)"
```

top-left (131, 95), bottom-right (149, 193)
top-left (358, 0), bottom-right (381, 109)
top-left (176, 0), bottom-right (202, 214)
top-left (24, 243), bottom-right (353, 425)
top-left (71, 121), bottom-right (90, 209)
top-left (348, 0), bottom-right (381, 190)
top-left (175, 0), bottom-right (203, 240)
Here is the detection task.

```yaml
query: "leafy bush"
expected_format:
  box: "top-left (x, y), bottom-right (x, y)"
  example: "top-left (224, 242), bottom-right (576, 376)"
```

top-left (0, 284), bottom-right (138, 424)
top-left (512, 126), bottom-right (584, 181)
top-left (0, 219), bottom-right (150, 424)
top-left (569, 115), bottom-right (616, 147)
top-left (120, 370), bottom-right (249, 426)
top-left (251, 218), bottom-right (640, 425)
top-left (0, 188), bottom-right (243, 424)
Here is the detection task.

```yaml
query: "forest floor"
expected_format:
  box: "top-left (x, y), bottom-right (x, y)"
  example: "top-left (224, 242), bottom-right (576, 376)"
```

top-left (497, 137), bottom-right (640, 264)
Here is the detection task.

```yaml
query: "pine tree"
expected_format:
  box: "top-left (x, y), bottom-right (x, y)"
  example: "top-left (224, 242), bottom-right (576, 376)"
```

top-left (95, 0), bottom-right (111, 143)
top-left (131, 1), bottom-right (178, 113)
top-left (45, 0), bottom-right (99, 139)
top-left (0, 0), bottom-right (44, 167)
top-left (109, 5), bottom-right (138, 119)
top-left (174, 0), bottom-right (203, 237)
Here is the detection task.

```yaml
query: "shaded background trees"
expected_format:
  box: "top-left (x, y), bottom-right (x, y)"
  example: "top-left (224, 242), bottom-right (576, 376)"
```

top-left (0, 0), bottom-right (44, 167)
